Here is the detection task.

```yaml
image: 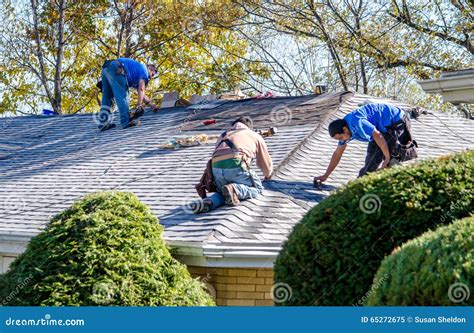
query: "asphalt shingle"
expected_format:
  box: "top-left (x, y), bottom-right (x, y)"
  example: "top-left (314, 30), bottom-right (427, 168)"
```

top-left (0, 92), bottom-right (473, 259)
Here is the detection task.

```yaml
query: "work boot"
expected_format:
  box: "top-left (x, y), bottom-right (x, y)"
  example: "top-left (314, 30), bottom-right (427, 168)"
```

top-left (222, 184), bottom-right (240, 206)
top-left (130, 106), bottom-right (145, 121)
top-left (123, 119), bottom-right (140, 129)
top-left (98, 123), bottom-right (116, 132)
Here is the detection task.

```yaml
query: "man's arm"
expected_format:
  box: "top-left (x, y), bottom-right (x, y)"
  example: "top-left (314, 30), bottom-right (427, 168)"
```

top-left (372, 129), bottom-right (391, 167)
top-left (136, 80), bottom-right (158, 110)
top-left (137, 79), bottom-right (146, 106)
top-left (256, 137), bottom-right (273, 179)
top-left (314, 144), bottom-right (347, 182)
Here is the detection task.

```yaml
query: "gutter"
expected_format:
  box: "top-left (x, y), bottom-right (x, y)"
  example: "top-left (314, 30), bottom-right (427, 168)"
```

top-left (0, 234), bottom-right (30, 255)
top-left (417, 70), bottom-right (474, 104)
top-left (0, 234), bottom-right (279, 269)
top-left (168, 240), bottom-right (279, 268)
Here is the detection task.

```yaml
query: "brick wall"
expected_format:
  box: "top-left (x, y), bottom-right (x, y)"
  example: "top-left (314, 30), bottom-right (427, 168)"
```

top-left (188, 266), bottom-right (274, 306)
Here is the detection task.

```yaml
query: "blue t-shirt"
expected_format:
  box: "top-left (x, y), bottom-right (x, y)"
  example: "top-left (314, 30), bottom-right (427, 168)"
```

top-left (117, 58), bottom-right (149, 89)
top-left (338, 103), bottom-right (404, 145)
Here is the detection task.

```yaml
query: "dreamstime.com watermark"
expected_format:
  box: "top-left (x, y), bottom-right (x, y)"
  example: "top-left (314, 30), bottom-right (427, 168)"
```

top-left (1, 115), bottom-right (14, 130)
top-left (359, 193), bottom-right (382, 214)
top-left (199, 273), bottom-right (217, 301)
top-left (440, 198), bottom-right (470, 224)
top-left (271, 282), bottom-right (292, 303)
top-left (448, 282), bottom-right (470, 304)
top-left (92, 105), bottom-right (115, 126)
top-left (353, 273), bottom-right (389, 306)
top-left (4, 314), bottom-right (85, 327)
top-left (2, 274), bottom-right (33, 305)
top-left (181, 197), bottom-right (205, 215)
top-left (270, 104), bottom-right (293, 126)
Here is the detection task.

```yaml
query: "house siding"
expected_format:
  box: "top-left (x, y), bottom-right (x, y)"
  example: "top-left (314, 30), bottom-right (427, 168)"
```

top-left (0, 255), bottom-right (17, 274)
top-left (188, 266), bottom-right (275, 306)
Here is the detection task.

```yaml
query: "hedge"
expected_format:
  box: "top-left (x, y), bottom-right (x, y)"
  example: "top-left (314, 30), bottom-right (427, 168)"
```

top-left (0, 191), bottom-right (214, 306)
top-left (366, 216), bottom-right (473, 305)
top-left (274, 150), bottom-right (473, 305)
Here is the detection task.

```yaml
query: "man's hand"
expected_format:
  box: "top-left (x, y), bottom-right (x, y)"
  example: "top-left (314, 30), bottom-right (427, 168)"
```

top-left (147, 103), bottom-right (159, 112)
top-left (382, 159), bottom-right (390, 168)
top-left (314, 174), bottom-right (328, 183)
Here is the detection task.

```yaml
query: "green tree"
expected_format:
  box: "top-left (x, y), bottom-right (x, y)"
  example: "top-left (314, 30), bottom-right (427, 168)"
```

top-left (0, 0), bottom-right (268, 115)
top-left (0, 0), bottom-right (103, 114)
top-left (232, 0), bottom-right (472, 98)
top-left (94, 0), bottom-right (270, 97)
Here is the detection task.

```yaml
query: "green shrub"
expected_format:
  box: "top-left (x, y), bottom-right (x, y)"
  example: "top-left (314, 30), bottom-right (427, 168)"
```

top-left (0, 191), bottom-right (214, 306)
top-left (365, 216), bottom-right (473, 305)
top-left (275, 150), bottom-right (474, 305)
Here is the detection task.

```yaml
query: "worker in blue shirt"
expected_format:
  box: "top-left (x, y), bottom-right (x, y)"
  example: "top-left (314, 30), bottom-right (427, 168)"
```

top-left (314, 103), bottom-right (415, 182)
top-left (97, 58), bottom-right (157, 131)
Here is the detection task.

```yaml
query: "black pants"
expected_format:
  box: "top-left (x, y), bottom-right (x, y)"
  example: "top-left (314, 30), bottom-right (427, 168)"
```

top-left (358, 117), bottom-right (412, 177)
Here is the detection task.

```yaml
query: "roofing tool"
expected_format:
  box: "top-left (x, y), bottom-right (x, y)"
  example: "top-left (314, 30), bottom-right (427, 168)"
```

top-left (313, 179), bottom-right (323, 189)
top-left (203, 119), bottom-right (217, 125)
top-left (256, 127), bottom-right (277, 137)
top-left (313, 180), bottom-right (335, 191)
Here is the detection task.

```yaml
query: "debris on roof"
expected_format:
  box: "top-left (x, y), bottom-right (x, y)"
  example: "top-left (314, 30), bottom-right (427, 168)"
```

top-left (218, 87), bottom-right (247, 101)
top-left (159, 134), bottom-right (220, 150)
top-left (160, 91), bottom-right (180, 108)
top-left (0, 91), bottom-right (473, 266)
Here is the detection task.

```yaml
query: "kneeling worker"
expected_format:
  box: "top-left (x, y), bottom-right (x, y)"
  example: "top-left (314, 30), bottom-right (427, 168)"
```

top-left (314, 103), bottom-right (416, 183)
top-left (194, 116), bottom-right (273, 213)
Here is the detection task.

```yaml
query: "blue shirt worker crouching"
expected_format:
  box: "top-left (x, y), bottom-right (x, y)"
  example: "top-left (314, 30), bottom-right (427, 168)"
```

top-left (98, 58), bottom-right (157, 131)
top-left (314, 103), bottom-right (416, 183)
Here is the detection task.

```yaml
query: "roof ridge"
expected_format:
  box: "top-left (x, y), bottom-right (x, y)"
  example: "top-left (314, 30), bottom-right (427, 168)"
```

top-left (0, 94), bottom-right (328, 122)
top-left (271, 91), bottom-right (354, 178)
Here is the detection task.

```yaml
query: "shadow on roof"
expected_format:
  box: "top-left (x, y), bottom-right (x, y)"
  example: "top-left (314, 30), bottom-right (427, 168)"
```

top-left (265, 179), bottom-right (336, 203)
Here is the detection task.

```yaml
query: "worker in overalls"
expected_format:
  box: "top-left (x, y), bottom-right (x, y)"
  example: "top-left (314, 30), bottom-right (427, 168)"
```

top-left (194, 116), bottom-right (273, 213)
top-left (314, 103), bottom-right (417, 183)
top-left (97, 58), bottom-right (157, 131)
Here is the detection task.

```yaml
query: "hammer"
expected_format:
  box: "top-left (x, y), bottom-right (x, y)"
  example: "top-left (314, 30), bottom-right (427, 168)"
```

top-left (256, 127), bottom-right (278, 137)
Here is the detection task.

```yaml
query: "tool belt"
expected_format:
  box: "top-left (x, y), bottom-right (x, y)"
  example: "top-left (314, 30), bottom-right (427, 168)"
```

top-left (211, 129), bottom-right (258, 188)
top-left (195, 159), bottom-right (216, 199)
top-left (386, 113), bottom-right (418, 162)
top-left (211, 129), bottom-right (249, 170)
top-left (102, 59), bottom-right (126, 76)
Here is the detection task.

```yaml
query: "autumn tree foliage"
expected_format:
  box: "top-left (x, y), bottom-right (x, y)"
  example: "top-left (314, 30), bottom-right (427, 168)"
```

top-left (0, 0), bottom-right (268, 115)
top-left (0, 0), bottom-right (471, 114)
top-left (231, 0), bottom-right (473, 96)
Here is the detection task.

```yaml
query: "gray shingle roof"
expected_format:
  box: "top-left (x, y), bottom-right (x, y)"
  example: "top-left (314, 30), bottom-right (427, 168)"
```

top-left (1, 92), bottom-right (473, 264)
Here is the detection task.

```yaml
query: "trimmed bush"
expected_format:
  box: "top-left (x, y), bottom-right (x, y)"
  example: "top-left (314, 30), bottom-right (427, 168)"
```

top-left (275, 150), bottom-right (473, 305)
top-left (366, 217), bottom-right (473, 305)
top-left (0, 191), bottom-right (214, 306)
